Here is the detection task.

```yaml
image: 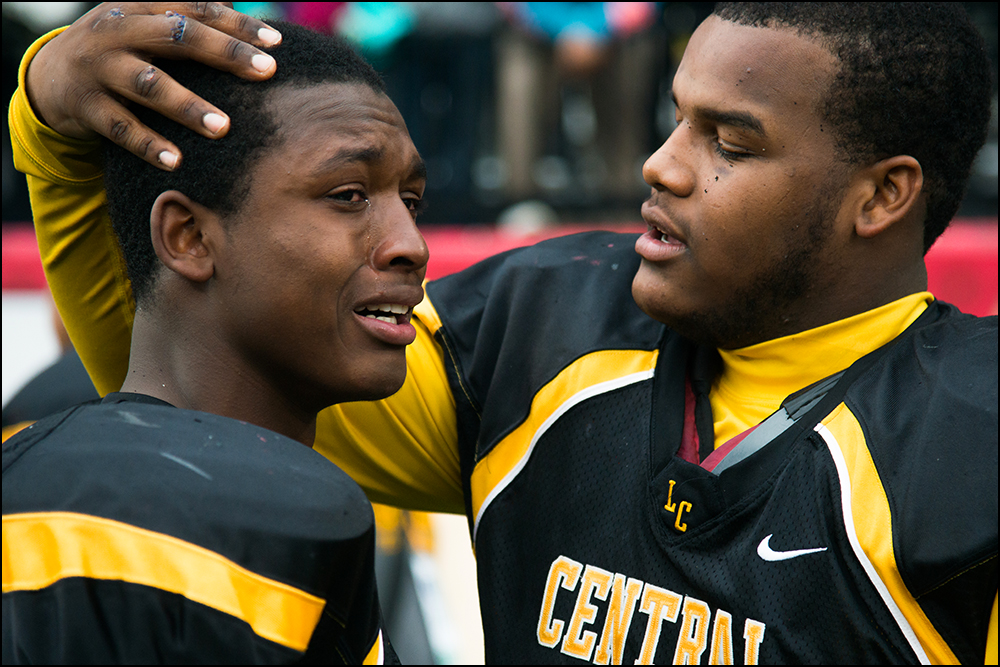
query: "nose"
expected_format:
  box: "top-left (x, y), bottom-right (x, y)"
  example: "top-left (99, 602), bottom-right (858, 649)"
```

top-left (642, 124), bottom-right (695, 198)
top-left (371, 197), bottom-right (430, 276)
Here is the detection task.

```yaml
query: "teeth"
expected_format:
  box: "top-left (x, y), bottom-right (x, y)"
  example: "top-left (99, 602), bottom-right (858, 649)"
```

top-left (661, 233), bottom-right (669, 243)
top-left (368, 303), bottom-right (408, 315)
top-left (356, 303), bottom-right (408, 315)
top-left (364, 314), bottom-right (398, 324)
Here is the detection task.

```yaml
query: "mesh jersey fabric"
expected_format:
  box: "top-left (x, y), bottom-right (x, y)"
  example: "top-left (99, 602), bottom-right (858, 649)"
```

top-left (426, 232), bottom-right (998, 664)
top-left (9, 30), bottom-right (998, 664)
top-left (2, 393), bottom-right (396, 664)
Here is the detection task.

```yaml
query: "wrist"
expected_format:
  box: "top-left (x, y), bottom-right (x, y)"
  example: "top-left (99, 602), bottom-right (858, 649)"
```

top-left (20, 26), bottom-right (90, 138)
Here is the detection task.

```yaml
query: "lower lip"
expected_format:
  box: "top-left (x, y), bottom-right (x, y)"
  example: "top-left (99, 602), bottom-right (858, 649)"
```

top-left (635, 229), bottom-right (687, 262)
top-left (354, 313), bottom-right (417, 346)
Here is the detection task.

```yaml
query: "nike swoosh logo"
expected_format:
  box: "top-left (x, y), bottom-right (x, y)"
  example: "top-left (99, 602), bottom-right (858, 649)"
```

top-left (757, 534), bottom-right (828, 562)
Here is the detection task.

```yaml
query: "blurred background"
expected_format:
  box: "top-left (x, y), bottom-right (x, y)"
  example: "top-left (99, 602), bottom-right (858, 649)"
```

top-left (3, 3), bottom-right (998, 664)
top-left (4, 1), bottom-right (997, 227)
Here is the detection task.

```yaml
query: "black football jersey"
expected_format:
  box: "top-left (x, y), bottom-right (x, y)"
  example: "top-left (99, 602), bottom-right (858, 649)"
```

top-left (424, 231), bottom-right (998, 664)
top-left (2, 392), bottom-right (396, 664)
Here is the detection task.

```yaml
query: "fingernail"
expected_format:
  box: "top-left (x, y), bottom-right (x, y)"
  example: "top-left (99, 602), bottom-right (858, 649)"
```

top-left (251, 53), bottom-right (275, 73)
top-left (258, 27), bottom-right (281, 46)
top-left (158, 151), bottom-right (179, 169)
top-left (203, 112), bottom-right (227, 134)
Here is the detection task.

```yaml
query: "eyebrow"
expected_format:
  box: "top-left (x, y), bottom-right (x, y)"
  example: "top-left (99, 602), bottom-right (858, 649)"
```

top-left (408, 154), bottom-right (428, 181)
top-left (311, 146), bottom-right (384, 177)
top-left (310, 146), bottom-right (427, 181)
top-left (672, 91), bottom-right (768, 139)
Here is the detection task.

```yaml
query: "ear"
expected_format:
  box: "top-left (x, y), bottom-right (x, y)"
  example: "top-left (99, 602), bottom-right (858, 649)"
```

top-left (855, 155), bottom-right (923, 239)
top-left (149, 190), bottom-right (219, 284)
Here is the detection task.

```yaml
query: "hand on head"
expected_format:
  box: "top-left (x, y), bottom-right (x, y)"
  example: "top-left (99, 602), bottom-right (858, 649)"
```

top-left (25, 2), bottom-right (282, 170)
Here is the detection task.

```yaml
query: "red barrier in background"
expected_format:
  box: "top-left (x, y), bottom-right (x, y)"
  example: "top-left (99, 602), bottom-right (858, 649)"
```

top-left (2, 226), bottom-right (46, 291)
top-left (4, 220), bottom-right (998, 316)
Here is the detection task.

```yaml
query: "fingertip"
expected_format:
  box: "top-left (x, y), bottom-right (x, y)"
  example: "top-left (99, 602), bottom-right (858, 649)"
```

top-left (202, 112), bottom-right (228, 135)
top-left (258, 27), bottom-right (282, 47)
top-left (251, 53), bottom-right (276, 75)
top-left (158, 150), bottom-right (180, 170)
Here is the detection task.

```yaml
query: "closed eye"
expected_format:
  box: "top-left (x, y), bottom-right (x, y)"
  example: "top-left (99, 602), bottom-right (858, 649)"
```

top-left (327, 188), bottom-right (368, 204)
top-left (715, 138), bottom-right (753, 163)
top-left (404, 196), bottom-right (428, 216)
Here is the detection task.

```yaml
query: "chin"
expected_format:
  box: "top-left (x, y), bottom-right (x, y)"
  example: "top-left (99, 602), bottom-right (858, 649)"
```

top-left (348, 363), bottom-right (408, 403)
top-left (301, 354), bottom-right (407, 408)
top-left (631, 269), bottom-right (729, 348)
top-left (632, 265), bottom-right (685, 325)
top-left (359, 376), bottom-right (407, 402)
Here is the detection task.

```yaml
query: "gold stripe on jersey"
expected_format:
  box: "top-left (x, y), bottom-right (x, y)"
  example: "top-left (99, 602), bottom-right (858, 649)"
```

top-left (2, 420), bottom-right (33, 443)
top-left (363, 629), bottom-right (385, 665)
top-left (987, 593), bottom-right (998, 665)
top-left (818, 407), bottom-right (959, 664)
top-left (2, 511), bottom-right (325, 652)
top-left (471, 349), bottom-right (659, 538)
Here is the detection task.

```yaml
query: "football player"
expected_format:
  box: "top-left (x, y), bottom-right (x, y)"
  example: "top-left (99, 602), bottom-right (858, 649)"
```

top-left (4, 11), bottom-right (427, 664)
top-left (10, 2), bottom-right (996, 663)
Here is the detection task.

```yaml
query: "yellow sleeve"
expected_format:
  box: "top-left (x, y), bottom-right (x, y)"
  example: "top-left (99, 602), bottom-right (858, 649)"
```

top-left (9, 27), bottom-right (134, 397)
top-left (317, 306), bottom-right (464, 514)
top-left (10, 36), bottom-right (464, 511)
top-left (987, 592), bottom-right (998, 665)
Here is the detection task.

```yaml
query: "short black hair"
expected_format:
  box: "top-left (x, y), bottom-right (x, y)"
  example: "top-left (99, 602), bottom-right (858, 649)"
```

top-left (104, 20), bottom-right (385, 304)
top-left (713, 2), bottom-right (993, 252)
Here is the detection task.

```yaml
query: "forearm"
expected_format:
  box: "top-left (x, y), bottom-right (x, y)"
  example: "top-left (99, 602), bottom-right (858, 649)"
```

top-left (10, 29), bottom-right (134, 395)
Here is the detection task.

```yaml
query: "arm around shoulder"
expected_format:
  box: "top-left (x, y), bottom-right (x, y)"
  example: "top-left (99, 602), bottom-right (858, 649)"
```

top-left (9, 28), bottom-right (134, 396)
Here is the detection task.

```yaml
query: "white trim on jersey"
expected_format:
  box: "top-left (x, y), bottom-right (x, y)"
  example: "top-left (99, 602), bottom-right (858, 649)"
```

top-left (814, 423), bottom-right (930, 665)
top-left (374, 629), bottom-right (385, 665)
top-left (473, 370), bottom-right (656, 541)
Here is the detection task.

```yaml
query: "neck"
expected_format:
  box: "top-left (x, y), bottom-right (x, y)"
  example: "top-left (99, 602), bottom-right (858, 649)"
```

top-left (800, 212), bottom-right (930, 340)
top-left (121, 307), bottom-right (317, 447)
top-left (709, 291), bottom-right (933, 446)
top-left (804, 257), bottom-right (928, 338)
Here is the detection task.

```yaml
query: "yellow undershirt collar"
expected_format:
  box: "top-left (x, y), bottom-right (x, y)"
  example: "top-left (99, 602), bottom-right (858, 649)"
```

top-left (710, 292), bottom-right (934, 447)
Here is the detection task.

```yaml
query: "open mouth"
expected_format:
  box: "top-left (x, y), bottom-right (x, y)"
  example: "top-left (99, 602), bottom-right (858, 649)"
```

top-left (653, 228), bottom-right (685, 245)
top-left (635, 225), bottom-right (688, 263)
top-left (353, 303), bottom-right (411, 326)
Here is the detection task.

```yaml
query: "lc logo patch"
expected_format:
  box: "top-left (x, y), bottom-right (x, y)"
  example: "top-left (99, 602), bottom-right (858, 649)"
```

top-left (663, 479), bottom-right (692, 533)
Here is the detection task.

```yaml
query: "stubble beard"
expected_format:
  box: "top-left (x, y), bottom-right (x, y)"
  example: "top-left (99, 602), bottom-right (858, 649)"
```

top-left (664, 196), bottom-right (839, 350)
